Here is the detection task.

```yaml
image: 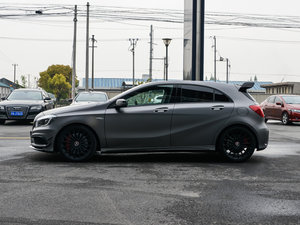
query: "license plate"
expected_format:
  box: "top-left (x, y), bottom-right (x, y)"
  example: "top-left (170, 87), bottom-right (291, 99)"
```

top-left (11, 111), bottom-right (23, 116)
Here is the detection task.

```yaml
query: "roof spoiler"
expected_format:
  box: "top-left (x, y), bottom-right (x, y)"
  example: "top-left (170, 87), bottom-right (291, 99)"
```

top-left (239, 82), bottom-right (254, 92)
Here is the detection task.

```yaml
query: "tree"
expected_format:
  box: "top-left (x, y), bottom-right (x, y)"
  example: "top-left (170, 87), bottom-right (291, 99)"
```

top-left (21, 75), bottom-right (27, 87)
top-left (254, 75), bottom-right (258, 82)
top-left (38, 64), bottom-right (79, 99)
top-left (49, 74), bottom-right (71, 101)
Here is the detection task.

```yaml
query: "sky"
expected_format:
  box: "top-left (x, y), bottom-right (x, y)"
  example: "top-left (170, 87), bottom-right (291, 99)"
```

top-left (0, 0), bottom-right (300, 87)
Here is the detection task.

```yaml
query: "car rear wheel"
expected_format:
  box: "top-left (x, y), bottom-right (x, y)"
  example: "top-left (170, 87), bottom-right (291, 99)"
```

top-left (56, 125), bottom-right (97, 162)
top-left (218, 126), bottom-right (256, 162)
top-left (281, 112), bottom-right (290, 125)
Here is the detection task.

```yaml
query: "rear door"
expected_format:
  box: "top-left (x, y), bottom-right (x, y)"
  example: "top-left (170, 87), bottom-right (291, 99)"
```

top-left (171, 85), bottom-right (234, 148)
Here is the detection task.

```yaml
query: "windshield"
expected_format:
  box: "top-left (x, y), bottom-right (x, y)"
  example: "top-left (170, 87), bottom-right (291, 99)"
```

top-left (7, 90), bottom-right (43, 100)
top-left (75, 92), bottom-right (107, 102)
top-left (282, 96), bottom-right (300, 104)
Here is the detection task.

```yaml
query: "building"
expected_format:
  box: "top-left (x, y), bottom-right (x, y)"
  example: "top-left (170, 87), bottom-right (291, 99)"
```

top-left (261, 82), bottom-right (300, 95)
top-left (0, 78), bottom-right (21, 89)
top-left (0, 81), bottom-right (12, 98)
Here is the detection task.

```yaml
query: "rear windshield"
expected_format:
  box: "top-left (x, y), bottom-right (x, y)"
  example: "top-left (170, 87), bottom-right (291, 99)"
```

top-left (8, 91), bottom-right (42, 100)
top-left (282, 96), bottom-right (300, 104)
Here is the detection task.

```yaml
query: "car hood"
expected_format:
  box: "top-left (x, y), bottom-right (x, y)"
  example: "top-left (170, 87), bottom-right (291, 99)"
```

top-left (287, 104), bottom-right (300, 109)
top-left (36, 102), bottom-right (108, 120)
top-left (0, 100), bottom-right (44, 106)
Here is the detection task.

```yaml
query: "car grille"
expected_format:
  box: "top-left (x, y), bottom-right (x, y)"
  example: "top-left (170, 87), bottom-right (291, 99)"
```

top-left (6, 106), bottom-right (29, 119)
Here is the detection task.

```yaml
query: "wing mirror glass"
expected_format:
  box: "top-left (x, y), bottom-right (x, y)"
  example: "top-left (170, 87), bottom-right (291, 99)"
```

top-left (115, 99), bottom-right (128, 108)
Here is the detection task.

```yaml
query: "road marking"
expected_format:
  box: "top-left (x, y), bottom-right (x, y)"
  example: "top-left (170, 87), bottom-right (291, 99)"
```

top-left (0, 137), bottom-right (30, 140)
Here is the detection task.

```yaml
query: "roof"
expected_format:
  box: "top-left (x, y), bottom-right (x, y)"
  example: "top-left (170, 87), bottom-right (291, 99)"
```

top-left (82, 78), bottom-right (272, 92)
top-left (261, 82), bottom-right (300, 88)
top-left (0, 81), bottom-right (10, 88)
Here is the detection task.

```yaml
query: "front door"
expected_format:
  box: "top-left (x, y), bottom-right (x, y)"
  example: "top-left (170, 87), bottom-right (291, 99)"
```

top-left (105, 84), bottom-right (175, 149)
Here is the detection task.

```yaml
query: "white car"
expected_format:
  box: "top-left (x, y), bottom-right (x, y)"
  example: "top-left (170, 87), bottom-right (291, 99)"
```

top-left (71, 91), bottom-right (108, 105)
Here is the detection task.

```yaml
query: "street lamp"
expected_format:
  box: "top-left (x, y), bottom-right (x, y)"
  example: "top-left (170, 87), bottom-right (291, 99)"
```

top-left (218, 57), bottom-right (231, 83)
top-left (162, 38), bottom-right (172, 81)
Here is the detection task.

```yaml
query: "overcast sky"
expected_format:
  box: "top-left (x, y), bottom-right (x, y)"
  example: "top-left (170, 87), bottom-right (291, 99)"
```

top-left (1, 0), bottom-right (300, 86)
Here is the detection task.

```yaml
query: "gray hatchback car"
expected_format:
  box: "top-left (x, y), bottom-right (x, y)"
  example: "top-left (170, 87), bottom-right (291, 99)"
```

top-left (30, 81), bottom-right (269, 162)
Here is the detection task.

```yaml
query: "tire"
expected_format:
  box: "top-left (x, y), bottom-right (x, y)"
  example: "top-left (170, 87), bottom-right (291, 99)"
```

top-left (265, 118), bottom-right (268, 123)
top-left (281, 112), bottom-right (290, 125)
top-left (0, 119), bottom-right (5, 125)
top-left (218, 126), bottom-right (256, 162)
top-left (56, 125), bottom-right (97, 162)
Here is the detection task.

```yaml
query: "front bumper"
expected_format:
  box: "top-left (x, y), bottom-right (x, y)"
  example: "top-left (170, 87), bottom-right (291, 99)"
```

top-left (30, 127), bottom-right (56, 152)
top-left (289, 111), bottom-right (300, 122)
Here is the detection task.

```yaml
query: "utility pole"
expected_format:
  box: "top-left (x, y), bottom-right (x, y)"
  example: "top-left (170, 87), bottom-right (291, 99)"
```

top-left (226, 58), bottom-right (230, 83)
top-left (213, 36), bottom-right (217, 82)
top-left (90, 35), bottom-right (97, 90)
top-left (85, 2), bottom-right (90, 91)
top-left (27, 74), bottom-right (30, 88)
top-left (12, 64), bottom-right (18, 83)
top-left (72, 5), bottom-right (77, 99)
top-left (129, 38), bottom-right (138, 86)
top-left (149, 25), bottom-right (153, 81)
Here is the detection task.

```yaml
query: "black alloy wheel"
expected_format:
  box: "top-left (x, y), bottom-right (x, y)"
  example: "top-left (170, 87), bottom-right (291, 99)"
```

top-left (57, 125), bottom-right (97, 162)
top-left (281, 112), bottom-right (290, 125)
top-left (218, 126), bottom-right (256, 162)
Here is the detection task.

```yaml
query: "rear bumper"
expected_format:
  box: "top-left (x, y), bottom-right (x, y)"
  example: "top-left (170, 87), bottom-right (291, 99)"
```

top-left (256, 126), bottom-right (269, 151)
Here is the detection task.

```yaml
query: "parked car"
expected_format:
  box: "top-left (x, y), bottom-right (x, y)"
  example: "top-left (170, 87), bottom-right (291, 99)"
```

top-left (260, 95), bottom-right (300, 125)
top-left (48, 93), bottom-right (57, 105)
top-left (0, 89), bottom-right (54, 124)
top-left (30, 81), bottom-right (269, 162)
top-left (70, 91), bottom-right (108, 105)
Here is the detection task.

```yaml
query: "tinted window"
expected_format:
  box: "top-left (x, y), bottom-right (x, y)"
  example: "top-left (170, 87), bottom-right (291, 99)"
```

top-left (181, 85), bottom-right (213, 102)
top-left (124, 85), bottom-right (174, 107)
top-left (214, 90), bottom-right (231, 102)
top-left (75, 92), bottom-right (108, 102)
top-left (282, 96), bottom-right (300, 104)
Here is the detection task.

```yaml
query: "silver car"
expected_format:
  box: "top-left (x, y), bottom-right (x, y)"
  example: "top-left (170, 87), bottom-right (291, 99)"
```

top-left (30, 81), bottom-right (269, 162)
top-left (70, 91), bottom-right (108, 105)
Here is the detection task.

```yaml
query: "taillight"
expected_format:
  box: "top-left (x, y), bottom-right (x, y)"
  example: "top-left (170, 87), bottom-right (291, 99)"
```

top-left (249, 105), bottom-right (265, 118)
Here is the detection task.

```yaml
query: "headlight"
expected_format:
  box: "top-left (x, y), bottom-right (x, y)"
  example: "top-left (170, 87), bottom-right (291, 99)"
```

top-left (30, 105), bottom-right (43, 112)
top-left (35, 115), bottom-right (56, 127)
top-left (289, 109), bottom-right (300, 113)
top-left (0, 106), bottom-right (4, 111)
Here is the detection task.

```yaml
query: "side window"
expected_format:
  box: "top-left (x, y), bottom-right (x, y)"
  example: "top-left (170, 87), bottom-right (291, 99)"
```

top-left (180, 85), bottom-right (213, 103)
top-left (214, 90), bottom-right (231, 102)
top-left (124, 85), bottom-right (174, 107)
top-left (268, 96), bottom-right (275, 103)
top-left (275, 96), bottom-right (282, 104)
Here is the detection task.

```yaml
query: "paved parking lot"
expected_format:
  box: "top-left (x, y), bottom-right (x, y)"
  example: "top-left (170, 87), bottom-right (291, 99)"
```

top-left (0, 121), bottom-right (299, 225)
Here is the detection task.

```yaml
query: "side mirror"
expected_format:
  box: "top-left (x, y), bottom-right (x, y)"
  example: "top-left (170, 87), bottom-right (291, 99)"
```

top-left (44, 97), bottom-right (51, 101)
top-left (115, 99), bottom-right (128, 108)
top-left (1, 97), bottom-right (6, 101)
top-left (275, 102), bottom-right (282, 106)
top-left (68, 98), bottom-right (73, 103)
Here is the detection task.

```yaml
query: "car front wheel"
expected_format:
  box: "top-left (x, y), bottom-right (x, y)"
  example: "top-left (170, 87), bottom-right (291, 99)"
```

top-left (281, 112), bottom-right (290, 125)
top-left (56, 125), bottom-right (97, 162)
top-left (218, 126), bottom-right (256, 162)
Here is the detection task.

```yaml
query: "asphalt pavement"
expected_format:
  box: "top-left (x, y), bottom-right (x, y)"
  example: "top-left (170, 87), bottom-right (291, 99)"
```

top-left (0, 120), bottom-right (299, 225)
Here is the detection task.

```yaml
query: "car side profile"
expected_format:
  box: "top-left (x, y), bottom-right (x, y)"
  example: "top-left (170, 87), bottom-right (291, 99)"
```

top-left (0, 88), bottom-right (54, 124)
top-left (260, 95), bottom-right (300, 125)
top-left (30, 81), bottom-right (269, 162)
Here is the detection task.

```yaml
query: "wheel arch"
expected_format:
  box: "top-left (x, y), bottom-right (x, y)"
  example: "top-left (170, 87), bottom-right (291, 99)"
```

top-left (54, 123), bottom-right (101, 152)
top-left (215, 124), bottom-right (259, 151)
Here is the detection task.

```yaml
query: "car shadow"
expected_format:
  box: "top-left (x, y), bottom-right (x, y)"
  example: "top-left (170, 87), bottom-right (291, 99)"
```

top-left (29, 151), bottom-right (265, 165)
top-left (3, 120), bottom-right (33, 126)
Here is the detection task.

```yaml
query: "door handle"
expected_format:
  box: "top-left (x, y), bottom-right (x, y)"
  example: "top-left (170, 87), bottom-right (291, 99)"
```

top-left (211, 105), bottom-right (224, 111)
top-left (153, 107), bottom-right (169, 113)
